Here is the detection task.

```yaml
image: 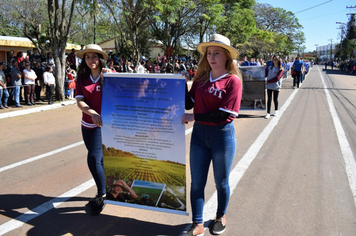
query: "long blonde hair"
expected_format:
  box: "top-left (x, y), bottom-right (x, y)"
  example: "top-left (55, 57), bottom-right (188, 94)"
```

top-left (194, 47), bottom-right (242, 86)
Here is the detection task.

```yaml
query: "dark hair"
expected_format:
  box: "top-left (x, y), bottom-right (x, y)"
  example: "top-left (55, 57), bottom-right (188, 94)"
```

top-left (77, 52), bottom-right (105, 81)
top-left (45, 65), bottom-right (53, 72)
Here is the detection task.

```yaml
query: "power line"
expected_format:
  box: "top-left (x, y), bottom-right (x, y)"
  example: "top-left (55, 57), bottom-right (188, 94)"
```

top-left (294, 0), bottom-right (334, 14)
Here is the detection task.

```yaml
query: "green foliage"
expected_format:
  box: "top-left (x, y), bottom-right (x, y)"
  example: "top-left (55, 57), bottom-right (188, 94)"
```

top-left (0, 15), bottom-right (22, 36)
top-left (0, 0), bottom-right (309, 61)
top-left (104, 155), bottom-right (186, 186)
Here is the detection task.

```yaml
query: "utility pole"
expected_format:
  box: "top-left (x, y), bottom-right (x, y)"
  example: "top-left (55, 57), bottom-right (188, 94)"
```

top-left (314, 44), bottom-right (319, 62)
top-left (328, 39), bottom-right (333, 62)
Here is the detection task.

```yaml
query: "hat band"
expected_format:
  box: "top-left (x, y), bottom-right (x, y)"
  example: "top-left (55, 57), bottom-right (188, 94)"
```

top-left (209, 40), bottom-right (229, 46)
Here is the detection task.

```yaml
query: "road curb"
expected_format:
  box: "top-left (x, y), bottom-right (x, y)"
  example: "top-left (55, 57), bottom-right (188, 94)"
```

top-left (0, 100), bottom-right (77, 119)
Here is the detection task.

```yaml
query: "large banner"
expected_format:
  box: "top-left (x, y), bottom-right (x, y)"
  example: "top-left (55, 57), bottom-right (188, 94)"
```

top-left (101, 73), bottom-right (187, 215)
top-left (239, 66), bottom-right (266, 109)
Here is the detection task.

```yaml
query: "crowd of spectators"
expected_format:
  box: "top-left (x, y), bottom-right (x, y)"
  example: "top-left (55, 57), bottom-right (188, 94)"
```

top-left (0, 48), bottom-right (57, 108)
top-left (3, 45), bottom-right (352, 110)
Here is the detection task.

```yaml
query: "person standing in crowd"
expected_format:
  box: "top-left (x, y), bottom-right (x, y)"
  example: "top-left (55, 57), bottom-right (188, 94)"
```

top-left (154, 62), bottom-right (160, 73)
top-left (0, 61), bottom-right (9, 109)
top-left (266, 56), bottom-right (273, 68)
top-left (291, 55), bottom-right (304, 89)
top-left (67, 68), bottom-right (77, 99)
top-left (43, 65), bottom-right (56, 105)
top-left (33, 61), bottom-right (44, 102)
top-left (67, 48), bottom-right (77, 70)
top-left (23, 62), bottom-right (37, 106)
top-left (136, 60), bottom-right (146, 73)
top-left (16, 51), bottom-right (25, 65)
top-left (264, 55), bottom-right (284, 119)
top-left (181, 34), bottom-right (242, 236)
top-left (32, 48), bottom-right (41, 62)
top-left (75, 44), bottom-right (111, 215)
top-left (10, 60), bottom-right (22, 108)
top-left (241, 56), bottom-right (250, 66)
top-left (301, 59), bottom-right (309, 84)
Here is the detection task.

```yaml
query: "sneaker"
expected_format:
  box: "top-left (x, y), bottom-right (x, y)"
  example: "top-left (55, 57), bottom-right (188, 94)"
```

top-left (32, 102), bottom-right (36, 105)
top-left (212, 215), bottom-right (226, 235)
top-left (27, 103), bottom-right (32, 106)
top-left (3, 105), bottom-right (9, 108)
top-left (86, 194), bottom-right (106, 215)
top-left (264, 113), bottom-right (270, 119)
top-left (183, 222), bottom-right (204, 236)
top-left (274, 110), bottom-right (279, 117)
top-left (0, 106), bottom-right (4, 109)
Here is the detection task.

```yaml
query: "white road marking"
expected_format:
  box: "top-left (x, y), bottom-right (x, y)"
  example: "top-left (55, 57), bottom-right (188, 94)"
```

top-left (0, 141), bottom-right (84, 173)
top-left (181, 74), bottom-right (305, 235)
top-left (5, 69), bottom-right (355, 235)
top-left (0, 124), bottom-right (193, 234)
top-left (0, 179), bottom-right (95, 235)
top-left (317, 66), bottom-right (356, 206)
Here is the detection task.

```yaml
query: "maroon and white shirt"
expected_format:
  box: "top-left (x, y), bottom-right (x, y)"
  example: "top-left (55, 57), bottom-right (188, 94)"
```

top-left (75, 74), bottom-right (102, 129)
top-left (189, 73), bottom-right (242, 126)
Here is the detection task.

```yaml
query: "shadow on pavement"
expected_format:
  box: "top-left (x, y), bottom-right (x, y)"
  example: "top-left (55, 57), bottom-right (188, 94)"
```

top-left (0, 193), bottom-right (187, 236)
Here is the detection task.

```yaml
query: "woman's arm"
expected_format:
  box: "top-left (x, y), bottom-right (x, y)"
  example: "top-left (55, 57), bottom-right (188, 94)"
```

top-left (76, 97), bottom-right (102, 127)
top-left (266, 69), bottom-right (284, 83)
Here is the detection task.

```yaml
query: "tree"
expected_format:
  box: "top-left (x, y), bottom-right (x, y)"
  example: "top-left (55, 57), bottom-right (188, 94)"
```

top-left (216, 0), bottom-right (256, 47)
top-left (252, 3), bottom-right (305, 57)
top-left (0, 15), bottom-right (22, 37)
top-left (340, 14), bottom-right (356, 60)
top-left (0, 0), bottom-right (50, 52)
top-left (147, 0), bottom-right (199, 58)
top-left (47, 0), bottom-right (78, 101)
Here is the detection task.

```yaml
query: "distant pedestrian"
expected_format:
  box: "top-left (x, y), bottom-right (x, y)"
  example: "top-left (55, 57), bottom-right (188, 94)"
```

top-left (10, 60), bottom-right (22, 108)
top-left (291, 55), bottom-right (304, 89)
top-left (264, 55), bottom-right (283, 119)
top-left (43, 65), bottom-right (56, 105)
top-left (0, 61), bottom-right (9, 109)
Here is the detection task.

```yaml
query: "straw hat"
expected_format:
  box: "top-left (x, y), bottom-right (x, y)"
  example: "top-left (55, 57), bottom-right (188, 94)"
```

top-left (197, 34), bottom-right (238, 59)
top-left (110, 180), bottom-right (127, 189)
top-left (77, 44), bottom-right (108, 61)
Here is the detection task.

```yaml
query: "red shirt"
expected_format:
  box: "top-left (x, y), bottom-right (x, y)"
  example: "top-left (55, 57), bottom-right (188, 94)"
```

top-left (189, 73), bottom-right (242, 126)
top-left (75, 75), bottom-right (102, 129)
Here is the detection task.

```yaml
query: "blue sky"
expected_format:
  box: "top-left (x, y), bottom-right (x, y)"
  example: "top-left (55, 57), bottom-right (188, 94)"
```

top-left (101, 74), bottom-right (186, 163)
top-left (256, 0), bottom-right (355, 52)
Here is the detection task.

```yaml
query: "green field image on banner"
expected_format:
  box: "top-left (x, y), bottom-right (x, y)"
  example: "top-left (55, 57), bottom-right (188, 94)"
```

top-left (101, 73), bottom-right (187, 215)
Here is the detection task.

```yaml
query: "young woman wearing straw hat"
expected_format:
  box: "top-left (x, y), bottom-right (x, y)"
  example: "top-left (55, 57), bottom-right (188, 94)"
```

top-left (75, 44), bottom-right (112, 215)
top-left (181, 34), bottom-right (242, 236)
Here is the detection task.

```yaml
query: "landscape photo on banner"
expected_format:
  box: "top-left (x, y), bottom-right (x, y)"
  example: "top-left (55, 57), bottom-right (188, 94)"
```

top-left (101, 73), bottom-right (187, 215)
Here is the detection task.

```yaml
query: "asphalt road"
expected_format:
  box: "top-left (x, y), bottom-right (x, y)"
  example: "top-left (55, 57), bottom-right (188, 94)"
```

top-left (0, 65), bottom-right (355, 236)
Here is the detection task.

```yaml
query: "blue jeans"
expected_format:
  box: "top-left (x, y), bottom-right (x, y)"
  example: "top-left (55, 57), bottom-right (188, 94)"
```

top-left (189, 121), bottom-right (236, 223)
top-left (82, 127), bottom-right (106, 196)
top-left (11, 86), bottom-right (21, 106)
top-left (0, 89), bottom-right (9, 106)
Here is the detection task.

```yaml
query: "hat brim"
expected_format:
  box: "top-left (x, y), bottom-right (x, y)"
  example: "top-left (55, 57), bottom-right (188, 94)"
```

top-left (197, 42), bottom-right (238, 59)
top-left (77, 49), bottom-right (108, 61)
top-left (110, 183), bottom-right (127, 189)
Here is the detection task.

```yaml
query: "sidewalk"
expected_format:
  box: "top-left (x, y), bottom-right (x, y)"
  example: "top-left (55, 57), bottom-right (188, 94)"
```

top-left (0, 99), bottom-right (77, 119)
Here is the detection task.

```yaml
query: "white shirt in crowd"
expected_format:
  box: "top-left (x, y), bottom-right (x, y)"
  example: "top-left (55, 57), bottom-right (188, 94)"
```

top-left (44, 71), bottom-right (55, 85)
top-left (136, 64), bottom-right (145, 74)
top-left (23, 69), bottom-right (37, 85)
